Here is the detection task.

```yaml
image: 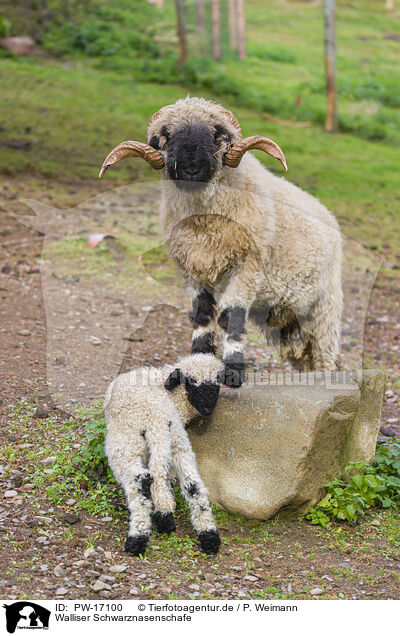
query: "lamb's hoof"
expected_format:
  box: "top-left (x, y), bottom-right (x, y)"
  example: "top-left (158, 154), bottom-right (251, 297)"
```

top-left (125, 534), bottom-right (149, 556)
top-left (198, 529), bottom-right (221, 554)
top-left (153, 511), bottom-right (176, 535)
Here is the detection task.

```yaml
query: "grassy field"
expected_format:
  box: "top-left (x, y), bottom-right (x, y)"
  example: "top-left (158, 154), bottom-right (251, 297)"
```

top-left (1, 0), bottom-right (400, 259)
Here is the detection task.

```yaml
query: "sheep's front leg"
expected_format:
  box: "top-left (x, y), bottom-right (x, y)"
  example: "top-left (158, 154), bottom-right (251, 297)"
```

top-left (189, 287), bottom-right (217, 355)
top-left (146, 422), bottom-right (177, 535)
top-left (217, 305), bottom-right (247, 388)
top-left (171, 423), bottom-right (220, 554)
top-left (217, 255), bottom-right (260, 388)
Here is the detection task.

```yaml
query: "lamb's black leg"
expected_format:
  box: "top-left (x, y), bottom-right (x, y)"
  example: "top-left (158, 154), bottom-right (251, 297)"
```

top-left (153, 511), bottom-right (176, 534)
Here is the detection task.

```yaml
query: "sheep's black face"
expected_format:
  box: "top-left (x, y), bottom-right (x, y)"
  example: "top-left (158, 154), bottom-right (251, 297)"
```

top-left (185, 376), bottom-right (220, 416)
top-left (165, 123), bottom-right (218, 191)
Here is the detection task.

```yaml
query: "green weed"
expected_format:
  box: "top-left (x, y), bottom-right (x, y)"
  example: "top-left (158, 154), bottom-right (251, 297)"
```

top-left (306, 438), bottom-right (400, 527)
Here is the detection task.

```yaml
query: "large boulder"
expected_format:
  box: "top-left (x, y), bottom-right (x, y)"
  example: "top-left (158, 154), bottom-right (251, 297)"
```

top-left (188, 370), bottom-right (384, 519)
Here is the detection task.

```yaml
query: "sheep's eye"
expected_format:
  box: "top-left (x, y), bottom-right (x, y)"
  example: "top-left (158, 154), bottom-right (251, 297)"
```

top-left (214, 125), bottom-right (230, 144)
top-left (149, 135), bottom-right (160, 150)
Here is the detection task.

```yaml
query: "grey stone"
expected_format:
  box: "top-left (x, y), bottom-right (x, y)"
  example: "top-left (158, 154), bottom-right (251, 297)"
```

top-left (0, 37), bottom-right (35, 55)
top-left (40, 456), bottom-right (57, 465)
top-left (62, 514), bottom-right (80, 525)
top-left (109, 564), bottom-right (127, 573)
top-left (92, 579), bottom-right (111, 591)
top-left (188, 370), bottom-right (384, 520)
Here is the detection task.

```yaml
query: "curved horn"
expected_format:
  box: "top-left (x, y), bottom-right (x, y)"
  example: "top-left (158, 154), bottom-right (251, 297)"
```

top-left (99, 141), bottom-right (164, 178)
top-left (214, 105), bottom-right (242, 136)
top-left (148, 106), bottom-right (170, 130)
top-left (224, 135), bottom-right (287, 171)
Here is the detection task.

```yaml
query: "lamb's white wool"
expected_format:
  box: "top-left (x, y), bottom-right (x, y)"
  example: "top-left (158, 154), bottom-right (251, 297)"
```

top-left (100, 97), bottom-right (343, 386)
top-left (104, 353), bottom-right (224, 557)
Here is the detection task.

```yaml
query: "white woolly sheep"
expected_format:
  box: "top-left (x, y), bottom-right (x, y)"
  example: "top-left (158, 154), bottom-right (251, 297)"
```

top-left (104, 353), bottom-right (224, 556)
top-left (100, 97), bottom-right (343, 387)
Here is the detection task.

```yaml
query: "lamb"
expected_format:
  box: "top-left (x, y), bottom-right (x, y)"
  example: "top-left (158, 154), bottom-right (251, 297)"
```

top-left (99, 97), bottom-right (343, 387)
top-left (104, 353), bottom-right (224, 556)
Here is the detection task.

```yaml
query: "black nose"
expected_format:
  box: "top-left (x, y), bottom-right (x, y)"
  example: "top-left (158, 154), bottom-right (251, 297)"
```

top-left (167, 123), bottom-right (216, 187)
top-left (182, 163), bottom-right (201, 179)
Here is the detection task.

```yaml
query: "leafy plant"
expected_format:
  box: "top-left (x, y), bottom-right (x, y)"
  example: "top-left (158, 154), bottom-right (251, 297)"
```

top-left (76, 414), bottom-right (115, 481)
top-left (306, 438), bottom-right (400, 528)
top-left (0, 14), bottom-right (11, 38)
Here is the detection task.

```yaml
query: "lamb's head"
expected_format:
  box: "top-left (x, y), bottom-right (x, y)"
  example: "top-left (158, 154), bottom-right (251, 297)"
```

top-left (164, 353), bottom-right (225, 416)
top-left (99, 97), bottom-right (287, 189)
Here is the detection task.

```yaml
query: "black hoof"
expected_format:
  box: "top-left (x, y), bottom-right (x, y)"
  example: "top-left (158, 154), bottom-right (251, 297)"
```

top-left (198, 529), bottom-right (221, 554)
top-left (220, 361), bottom-right (246, 388)
top-left (125, 534), bottom-right (149, 556)
top-left (153, 511), bottom-right (176, 534)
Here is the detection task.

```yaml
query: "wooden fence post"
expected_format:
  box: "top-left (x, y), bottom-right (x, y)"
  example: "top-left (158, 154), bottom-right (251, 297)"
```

top-left (236, 0), bottom-right (246, 60)
top-left (324, 0), bottom-right (337, 132)
top-left (211, 0), bottom-right (221, 61)
top-left (175, 0), bottom-right (187, 70)
top-left (229, 0), bottom-right (238, 51)
top-left (197, 0), bottom-right (205, 29)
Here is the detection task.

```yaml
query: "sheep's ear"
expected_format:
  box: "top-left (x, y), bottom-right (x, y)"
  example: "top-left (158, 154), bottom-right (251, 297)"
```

top-left (164, 368), bottom-right (184, 391)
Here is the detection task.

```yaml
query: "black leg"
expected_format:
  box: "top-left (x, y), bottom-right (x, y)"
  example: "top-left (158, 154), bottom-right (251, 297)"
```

top-left (190, 289), bottom-right (217, 355)
top-left (153, 511), bottom-right (176, 534)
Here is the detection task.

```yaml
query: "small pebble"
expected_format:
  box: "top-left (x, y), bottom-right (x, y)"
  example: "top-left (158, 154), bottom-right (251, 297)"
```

top-left (92, 579), bottom-right (111, 592)
top-left (54, 565), bottom-right (65, 577)
top-left (109, 565), bottom-right (127, 573)
top-left (62, 514), bottom-right (80, 525)
top-left (310, 588), bottom-right (323, 596)
top-left (22, 484), bottom-right (35, 491)
top-left (40, 456), bottom-right (57, 465)
top-left (36, 406), bottom-right (49, 419)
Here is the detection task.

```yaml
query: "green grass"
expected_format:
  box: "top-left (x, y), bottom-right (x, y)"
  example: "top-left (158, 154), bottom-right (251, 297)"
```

top-left (1, 1), bottom-right (400, 261)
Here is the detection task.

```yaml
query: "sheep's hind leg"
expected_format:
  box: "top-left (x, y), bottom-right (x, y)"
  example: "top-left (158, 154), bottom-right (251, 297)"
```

top-left (110, 459), bottom-right (153, 557)
top-left (171, 425), bottom-right (220, 554)
top-left (189, 288), bottom-right (217, 355)
top-left (300, 297), bottom-right (341, 371)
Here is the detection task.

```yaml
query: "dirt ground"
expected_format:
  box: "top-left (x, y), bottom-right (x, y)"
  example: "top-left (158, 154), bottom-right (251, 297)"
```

top-left (0, 176), bottom-right (399, 601)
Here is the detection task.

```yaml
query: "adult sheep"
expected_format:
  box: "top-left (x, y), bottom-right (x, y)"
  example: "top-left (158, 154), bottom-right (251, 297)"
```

top-left (99, 97), bottom-right (342, 386)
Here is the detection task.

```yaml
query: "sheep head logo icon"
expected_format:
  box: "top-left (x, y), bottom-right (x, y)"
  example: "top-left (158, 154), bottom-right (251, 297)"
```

top-left (3, 602), bottom-right (50, 633)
